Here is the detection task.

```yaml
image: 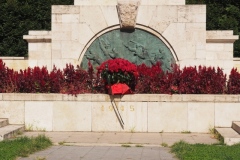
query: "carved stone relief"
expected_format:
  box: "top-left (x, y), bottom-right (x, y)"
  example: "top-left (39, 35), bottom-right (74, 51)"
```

top-left (81, 29), bottom-right (175, 72)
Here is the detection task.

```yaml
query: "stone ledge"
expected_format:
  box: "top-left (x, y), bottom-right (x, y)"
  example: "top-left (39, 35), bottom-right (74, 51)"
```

top-left (23, 35), bottom-right (51, 43)
top-left (52, 5), bottom-right (80, 14)
top-left (0, 57), bottom-right (25, 60)
top-left (1, 93), bottom-right (240, 102)
top-left (206, 31), bottom-right (239, 43)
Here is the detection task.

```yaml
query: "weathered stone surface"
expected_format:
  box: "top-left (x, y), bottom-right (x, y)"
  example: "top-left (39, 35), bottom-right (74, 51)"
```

top-left (53, 102), bottom-right (92, 131)
top-left (25, 101), bottom-right (53, 131)
top-left (101, 6), bottom-right (119, 27)
top-left (148, 102), bottom-right (188, 132)
top-left (188, 102), bottom-right (214, 133)
top-left (117, 0), bottom-right (140, 29)
top-left (0, 101), bottom-right (25, 124)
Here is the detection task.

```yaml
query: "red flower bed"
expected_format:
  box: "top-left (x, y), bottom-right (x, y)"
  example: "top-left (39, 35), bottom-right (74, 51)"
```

top-left (0, 58), bottom-right (239, 95)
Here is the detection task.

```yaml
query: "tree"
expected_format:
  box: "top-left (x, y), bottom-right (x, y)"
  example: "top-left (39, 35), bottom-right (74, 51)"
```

top-left (0, 0), bottom-right (74, 57)
top-left (186, 0), bottom-right (240, 57)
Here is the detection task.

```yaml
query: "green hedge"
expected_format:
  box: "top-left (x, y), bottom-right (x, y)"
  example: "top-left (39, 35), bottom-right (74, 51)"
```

top-left (0, 0), bottom-right (239, 57)
top-left (0, 0), bottom-right (73, 57)
top-left (186, 0), bottom-right (240, 57)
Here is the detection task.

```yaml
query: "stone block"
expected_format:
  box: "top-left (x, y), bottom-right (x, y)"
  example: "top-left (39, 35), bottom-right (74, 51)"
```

top-left (51, 59), bottom-right (80, 70)
top-left (206, 31), bottom-right (239, 43)
top-left (196, 50), bottom-right (206, 59)
top-left (214, 95), bottom-right (239, 102)
top-left (188, 102), bottom-right (214, 132)
top-left (119, 102), bottom-right (148, 132)
top-left (37, 60), bottom-right (52, 70)
top-left (52, 31), bottom-right (72, 41)
top-left (215, 103), bottom-right (240, 127)
top-left (182, 95), bottom-right (215, 102)
top-left (52, 101), bottom-right (91, 131)
top-left (79, 6), bottom-right (108, 34)
top-left (0, 94), bottom-right (2, 100)
top-left (216, 51), bottom-right (233, 60)
top-left (52, 14), bottom-right (62, 23)
top-left (62, 94), bottom-right (92, 101)
top-left (25, 101), bottom-right (53, 131)
top-left (62, 14), bottom-right (80, 23)
top-left (101, 6), bottom-right (119, 27)
top-left (61, 42), bottom-right (83, 59)
top-left (52, 50), bottom-right (62, 59)
top-left (29, 43), bottom-right (38, 51)
top-left (186, 30), bottom-right (206, 43)
top-left (92, 102), bottom-right (122, 131)
top-left (29, 43), bottom-right (52, 60)
top-left (160, 95), bottom-right (183, 102)
top-left (52, 5), bottom-right (80, 14)
top-left (0, 101), bottom-right (25, 124)
top-left (52, 23), bottom-right (73, 32)
top-left (3, 93), bottom-right (32, 101)
top-left (75, 24), bottom-right (94, 44)
top-left (178, 5), bottom-right (206, 23)
top-left (206, 51), bottom-right (217, 60)
top-left (31, 94), bottom-right (63, 101)
top-left (162, 23), bottom-right (186, 55)
top-left (206, 43), bottom-right (224, 52)
top-left (137, 6), bottom-right (156, 26)
top-left (2, 59), bottom-right (28, 71)
top-left (179, 59), bottom-right (206, 68)
top-left (74, 0), bottom-right (117, 5)
top-left (91, 94), bottom-right (111, 102)
top-left (141, 0), bottom-right (185, 5)
top-left (120, 94), bottom-right (151, 102)
top-left (186, 23), bottom-right (206, 31)
top-left (224, 43), bottom-right (234, 52)
top-left (177, 41), bottom-right (196, 60)
top-left (149, 6), bottom-right (178, 33)
top-left (148, 102), bottom-right (188, 132)
top-left (28, 31), bottom-right (51, 36)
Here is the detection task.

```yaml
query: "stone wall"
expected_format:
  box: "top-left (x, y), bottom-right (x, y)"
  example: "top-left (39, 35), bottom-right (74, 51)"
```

top-left (74, 0), bottom-right (186, 5)
top-left (0, 93), bottom-right (240, 133)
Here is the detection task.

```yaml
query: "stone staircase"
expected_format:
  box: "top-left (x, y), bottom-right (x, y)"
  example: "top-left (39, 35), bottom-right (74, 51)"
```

top-left (0, 118), bottom-right (24, 141)
top-left (215, 121), bottom-right (240, 145)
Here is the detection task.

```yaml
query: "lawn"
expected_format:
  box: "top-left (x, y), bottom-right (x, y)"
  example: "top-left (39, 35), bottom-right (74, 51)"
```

top-left (171, 141), bottom-right (240, 160)
top-left (0, 135), bottom-right (52, 160)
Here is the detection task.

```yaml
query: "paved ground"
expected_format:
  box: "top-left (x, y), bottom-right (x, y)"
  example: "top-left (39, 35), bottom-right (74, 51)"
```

top-left (17, 132), bottom-right (219, 160)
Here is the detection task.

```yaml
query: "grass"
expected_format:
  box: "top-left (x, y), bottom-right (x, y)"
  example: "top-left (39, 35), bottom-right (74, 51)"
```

top-left (135, 144), bottom-right (143, 147)
top-left (161, 142), bottom-right (168, 147)
top-left (121, 144), bottom-right (131, 147)
top-left (0, 135), bottom-right (52, 160)
top-left (171, 141), bottom-right (240, 160)
top-left (181, 130), bottom-right (191, 134)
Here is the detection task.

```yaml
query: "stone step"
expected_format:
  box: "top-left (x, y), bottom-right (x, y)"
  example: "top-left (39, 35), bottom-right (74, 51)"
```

top-left (215, 127), bottom-right (240, 145)
top-left (232, 121), bottom-right (240, 134)
top-left (0, 119), bottom-right (9, 128)
top-left (0, 125), bottom-right (24, 141)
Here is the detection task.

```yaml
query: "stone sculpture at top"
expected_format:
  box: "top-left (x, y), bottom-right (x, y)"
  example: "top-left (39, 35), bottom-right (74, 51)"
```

top-left (117, 0), bottom-right (140, 30)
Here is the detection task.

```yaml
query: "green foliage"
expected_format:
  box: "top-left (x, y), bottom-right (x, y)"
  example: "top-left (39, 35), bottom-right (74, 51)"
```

top-left (0, 135), bottom-right (52, 160)
top-left (186, 0), bottom-right (240, 57)
top-left (0, 0), bottom-right (74, 57)
top-left (171, 141), bottom-right (240, 160)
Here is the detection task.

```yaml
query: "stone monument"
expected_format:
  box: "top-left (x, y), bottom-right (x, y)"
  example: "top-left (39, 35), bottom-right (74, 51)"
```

top-left (1, 0), bottom-right (239, 75)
